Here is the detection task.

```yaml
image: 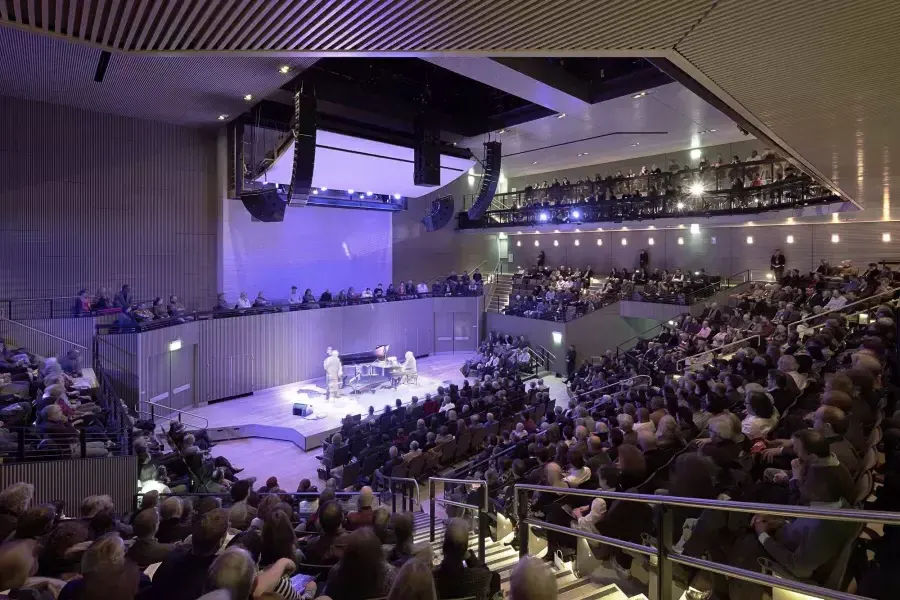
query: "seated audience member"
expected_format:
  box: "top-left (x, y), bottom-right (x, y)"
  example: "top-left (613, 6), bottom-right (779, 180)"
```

top-left (203, 547), bottom-right (258, 600)
top-left (323, 528), bottom-right (397, 600)
top-left (509, 556), bottom-right (559, 600)
top-left (236, 292), bottom-right (252, 309)
top-left (125, 508), bottom-right (175, 569)
top-left (432, 518), bottom-right (494, 600)
top-left (58, 533), bottom-right (147, 600)
top-left (167, 295), bottom-right (187, 318)
top-left (301, 501), bottom-right (348, 564)
top-left (253, 292), bottom-right (269, 307)
top-left (387, 558), bottom-right (438, 600)
top-left (156, 497), bottom-right (193, 543)
top-left (149, 508), bottom-right (229, 600)
top-left (214, 293), bottom-right (230, 311)
top-left (0, 483), bottom-right (34, 542)
top-left (0, 539), bottom-right (56, 600)
top-left (345, 487), bottom-right (376, 530)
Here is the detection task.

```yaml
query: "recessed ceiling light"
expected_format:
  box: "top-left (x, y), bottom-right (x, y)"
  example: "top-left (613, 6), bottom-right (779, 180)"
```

top-left (279, 65), bottom-right (290, 74)
top-left (243, 94), bottom-right (253, 101)
top-left (633, 91), bottom-right (647, 99)
top-left (583, 152), bottom-right (588, 155)
top-left (393, 193), bottom-right (401, 200)
top-left (498, 129), bottom-right (506, 134)
top-left (631, 143), bottom-right (640, 147)
top-left (532, 161), bottom-right (538, 165)
top-left (217, 114), bottom-right (227, 120)
top-left (709, 129), bottom-right (717, 132)
top-left (452, 142), bottom-right (457, 146)
top-left (556, 113), bottom-right (566, 119)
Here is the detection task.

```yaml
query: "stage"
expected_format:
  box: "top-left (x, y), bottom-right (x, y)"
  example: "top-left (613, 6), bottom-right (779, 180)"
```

top-left (192, 352), bottom-right (479, 450)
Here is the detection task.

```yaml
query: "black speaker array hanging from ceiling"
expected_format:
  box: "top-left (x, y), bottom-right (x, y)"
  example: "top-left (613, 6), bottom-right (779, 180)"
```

top-left (413, 113), bottom-right (441, 187)
top-left (421, 195), bottom-right (455, 231)
top-left (466, 141), bottom-right (502, 221)
top-left (239, 90), bottom-right (316, 221)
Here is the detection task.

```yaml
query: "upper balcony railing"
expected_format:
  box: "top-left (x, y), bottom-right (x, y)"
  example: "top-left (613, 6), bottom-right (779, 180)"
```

top-left (460, 176), bottom-right (839, 229)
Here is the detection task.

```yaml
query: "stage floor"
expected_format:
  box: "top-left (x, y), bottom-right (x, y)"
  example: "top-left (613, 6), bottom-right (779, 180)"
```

top-left (192, 352), bottom-right (480, 450)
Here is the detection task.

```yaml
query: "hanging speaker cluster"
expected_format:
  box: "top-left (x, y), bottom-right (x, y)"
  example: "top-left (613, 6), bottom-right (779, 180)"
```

top-left (413, 114), bottom-right (441, 187)
top-left (466, 141), bottom-right (502, 220)
top-left (239, 91), bottom-right (317, 221)
top-left (422, 195), bottom-right (455, 232)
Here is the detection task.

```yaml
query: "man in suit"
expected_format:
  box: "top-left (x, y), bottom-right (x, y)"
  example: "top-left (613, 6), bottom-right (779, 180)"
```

top-left (126, 507), bottom-right (176, 568)
top-left (433, 518), bottom-right (495, 600)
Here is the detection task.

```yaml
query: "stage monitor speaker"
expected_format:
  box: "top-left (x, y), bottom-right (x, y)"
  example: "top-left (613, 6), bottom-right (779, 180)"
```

top-left (293, 402), bottom-right (314, 417)
top-left (240, 188), bottom-right (287, 222)
top-left (422, 194), bottom-right (455, 232)
top-left (466, 141), bottom-right (502, 220)
top-left (413, 114), bottom-right (440, 187)
top-left (288, 92), bottom-right (317, 206)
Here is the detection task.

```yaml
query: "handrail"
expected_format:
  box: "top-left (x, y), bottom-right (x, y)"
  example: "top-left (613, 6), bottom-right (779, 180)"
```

top-left (676, 333), bottom-right (761, 371)
top-left (381, 476), bottom-right (421, 508)
top-left (571, 374), bottom-right (652, 402)
top-left (453, 442), bottom-right (520, 478)
top-left (513, 484), bottom-right (900, 600)
top-left (144, 399), bottom-right (209, 428)
top-left (0, 316), bottom-right (89, 350)
top-left (429, 477), bottom-right (489, 563)
top-left (789, 286), bottom-right (900, 331)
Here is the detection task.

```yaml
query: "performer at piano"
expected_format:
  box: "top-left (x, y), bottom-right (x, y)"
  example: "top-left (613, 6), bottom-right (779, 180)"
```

top-left (402, 351), bottom-right (417, 376)
top-left (324, 349), bottom-right (343, 400)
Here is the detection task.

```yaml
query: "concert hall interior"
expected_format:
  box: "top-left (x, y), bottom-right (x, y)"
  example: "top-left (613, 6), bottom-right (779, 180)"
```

top-left (2, 5), bottom-right (900, 600)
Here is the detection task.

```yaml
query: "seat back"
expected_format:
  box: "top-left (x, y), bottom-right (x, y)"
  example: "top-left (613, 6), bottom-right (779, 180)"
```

top-left (866, 425), bottom-right (883, 450)
top-left (440, 438), bottom-right (458, 465)
top-left (360, 453), bottom-right (382, 477)
top-left (456, 431), bottom-right (472, 458)
top-left (407, 453), bottom-right (426, 478)
top-left (390, 464), bottom-right (409, 478)
top-left (853, 470), bottom-right (874, 506)
top-left (340, 460), bottom-right (360, 489)
top-left (470, 427), bottom-right (486, 450)
top-left (424, 450), bottom-right (441, 474)
top-left (486, 422), bottom-right (500, 437)
top-left (859, 446), bottom-right (877, 474)
top-left (332, 444), bottom-right (350, 468)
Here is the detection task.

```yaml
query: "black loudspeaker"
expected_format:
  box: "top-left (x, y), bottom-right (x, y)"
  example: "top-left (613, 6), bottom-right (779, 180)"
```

top-left (466, 141), bottom-right (502, 220)
top-left (240, 188), bottom-right (287, 222)
top-left (413, 114), bottom-right (440, 187)
top-left (292, 402), bottom-right (313, 417)
top-left (288, 92), bottom-right (317, 206)
top-left (422, 194), bottom-right (455, 232)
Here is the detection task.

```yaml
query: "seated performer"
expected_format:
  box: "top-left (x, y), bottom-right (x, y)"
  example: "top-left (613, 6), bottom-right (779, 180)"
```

top-left (324, 349), bottom-right (343, 400)
top-left (402, 351), bottom-right (417, 383)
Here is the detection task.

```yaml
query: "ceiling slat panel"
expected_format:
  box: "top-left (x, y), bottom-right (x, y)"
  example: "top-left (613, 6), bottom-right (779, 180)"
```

top-left (217, 0), bottom-right (267, 50)
top-left (192, 0), bottom-right (236, 49)
top-left (291, 0), bottom-right (365, 50)
top-left (76, 0), bottom-right (90, 40)
top-left (131, 0), bottom-right (160, 50)
top-left (261, 1), bottom-right (324, 50)
top-left (144, 0), bottom-right (176, 50)
top-left (120, 0), bottom-right (147, 50)
top-left (167, 0), bottom-right (205, 50)
top-left (179, 0), bottom-right (216, 49)
top-left (90, 0), bottom-right (106, 43)
top-left (204, 0), bottom-right (251, 49)
top-left (242, 0), bottom-right (298, 50)
top-left (279, 0), bottom-right (346, 51)
top-left (155, 0), bottom-right (191, 50)
top-left (101, 0), bottom-right (121, 45)
top-left (111, 0), bottom-right (136, 48)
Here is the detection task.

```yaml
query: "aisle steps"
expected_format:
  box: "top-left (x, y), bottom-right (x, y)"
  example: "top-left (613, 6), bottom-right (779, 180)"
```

top-left (410, 511), bottom-right (635, 600)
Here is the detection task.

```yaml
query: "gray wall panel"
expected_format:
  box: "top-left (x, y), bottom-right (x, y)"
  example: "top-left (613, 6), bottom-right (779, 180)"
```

top-left (0, 95), bottom-right (218, 309)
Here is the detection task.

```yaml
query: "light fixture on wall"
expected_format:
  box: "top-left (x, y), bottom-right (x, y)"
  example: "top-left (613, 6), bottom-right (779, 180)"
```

top-left (648, 238), bottom-right (655, 245)
top-left (574, 239), bottom-right (580, 246)
top-left (552, 331), bottom-right (563, 344)
top-left (690, 149), bottom-right (702, 160)
top-left (597, 239), bottom-right (603, 246)
top-left (677, 237), bottom-right (684, 245)
top-left (690, 224), bottom-right (700, 234)
top-left (554, 239), bottom-right (559, 247)
top-left (711, 236), bottom-right (717, 245)
top-left (746, 236), bottom-right (754, 244)
top-left (883, 233), bottom-right (892, 242)
top-left (621, 238), bottom-right (627, 246)
top-left (517, 240), bottom-right (521, 247)
top-left (786, 235), bottom-right (795, 244)
top-left (831, 234), bottom-right (840, 243)
top-left (534, 240), bottom-right (539, 247)
top-left (676, 202), bottom-right (685, 209)
top-left (168, 339), bottom-right (182, 352)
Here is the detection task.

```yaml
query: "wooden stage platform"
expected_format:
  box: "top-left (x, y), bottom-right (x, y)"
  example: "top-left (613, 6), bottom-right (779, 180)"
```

top-left (191, 352), bottom-right (478, 451)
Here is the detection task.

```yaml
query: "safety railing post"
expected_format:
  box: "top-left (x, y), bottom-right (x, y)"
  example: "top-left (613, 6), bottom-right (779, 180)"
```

top-left (517, 488), bottom-right (529, 558)
top-left (392, 481), bottom-right (397, 513)
top-left (478, 508), bottom-right (487, 564)
top-left (429, 480), bottom-right (436, 542)
top-left (17, 428), bottom-right (25, 462)
top-left (656, 505), bottom-right (674, 600)
top-left (79, 429), bottom-right (87, 459)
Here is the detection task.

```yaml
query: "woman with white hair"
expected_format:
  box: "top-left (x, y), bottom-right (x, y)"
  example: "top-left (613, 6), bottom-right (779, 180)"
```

top-left (402, 351), bottom-right (417, 383)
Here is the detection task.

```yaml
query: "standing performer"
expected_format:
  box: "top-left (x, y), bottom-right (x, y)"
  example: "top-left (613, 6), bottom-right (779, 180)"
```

top-left (324, 350), bottom-right (343, 400)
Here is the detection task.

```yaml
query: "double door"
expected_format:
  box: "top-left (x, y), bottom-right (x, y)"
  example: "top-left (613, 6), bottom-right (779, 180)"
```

top-left (434, 311), bottom-right (477, 353)
top-left (144, 345), bottom-right (196, 419)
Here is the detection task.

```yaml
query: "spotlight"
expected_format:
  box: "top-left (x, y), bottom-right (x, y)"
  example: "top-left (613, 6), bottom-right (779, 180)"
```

top-left (694, 272), bottom-right (700, 276)
top-left (786, 235), bottom-right (794, 244)
top-left (883, 233), bottom-right (892, 242)
top-left (689, 182), bottom-right (705, 196)
top-left (556, 113), bottom-right (566, 119)
top-left (690, 149), bottom-right (702, 160)
top-left (366, 191), bottom-right (373, 197)
top-left (676, 202), bottom-right (685, 209)
top-left (321, 187), bottom-right (328, 191)
top-left (539, 212), bottom-right (549, 222)
top-left (690, 224), bottom-right (700, 234)
top-left (243, 94), bottom-right (253, 101)
top-left (574, 239), bottom-right (580, 246)
top-left (279, 65), bottom-right (290, 74)
top-left (348, 189), bottom-right (354, 194)
top-left (217, 114), bottom-right (227, 120)
top-left (677, 237), bottom-right (684, 245)
top-left (571, 209), bottom-right (581, 219)
top-left (393, 193), bottom-right (401, 200)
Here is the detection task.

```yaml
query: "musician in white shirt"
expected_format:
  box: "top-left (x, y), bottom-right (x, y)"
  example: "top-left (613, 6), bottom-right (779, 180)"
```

top-left (288, 286), bottom-right (301, 305)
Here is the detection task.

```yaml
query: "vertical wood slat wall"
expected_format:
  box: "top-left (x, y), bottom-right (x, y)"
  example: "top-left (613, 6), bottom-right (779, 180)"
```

top-left (0, 456), bottom-right (138, 515)
top-left (0, 95), bottom-right (218, 310)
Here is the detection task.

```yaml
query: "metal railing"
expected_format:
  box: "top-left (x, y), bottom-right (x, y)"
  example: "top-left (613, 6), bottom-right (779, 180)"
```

top-left (4, 427), bottom-right (134, 463)
top-left (789, 286), bottom-right (900, 332)
top-left (675, 334), bottom-right (761, 371)
top-left (513, 484), bottom-right (900, 600)
top-left (141, 400), bottom-right (209, 429)
top-left (0, 317), bottom-right (89, 351)
top-left (380, 476), bottom-right (421, 513)
top-left (429, 477), bottom-right (489, 562)
top-left (570, 374), bottom-right (652, 403)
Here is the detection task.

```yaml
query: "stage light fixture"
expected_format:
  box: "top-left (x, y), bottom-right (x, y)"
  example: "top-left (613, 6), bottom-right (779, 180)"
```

top-left (279, 65), bottom-right (290, 74)
top-left (883, 233), bottom-right (892, 242)
top-left (676, 202), bottom-right (685, 209)
top-left (393, 193), bottom-right (401, 200)
top-left (786, 235), bottom-right (794, 244)
top-left (243, 94), bottom-right (253, 101)
top-left (539, 212), bottom-right (549, 222)
top-left (689, 182), bottom-right (705, 196)
top-left (690, 224), bottom-right (700, 234)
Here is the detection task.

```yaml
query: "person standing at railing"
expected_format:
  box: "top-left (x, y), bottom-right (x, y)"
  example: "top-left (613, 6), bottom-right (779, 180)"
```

top-left (71, 289), bottom-right (91, 316)
top-left (771, 248), bottom-right (786, 281)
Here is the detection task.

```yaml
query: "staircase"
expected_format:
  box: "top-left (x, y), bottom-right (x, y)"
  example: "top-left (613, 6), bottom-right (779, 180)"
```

top-left (487, 274), bottom-right (513, 313)
top-left (411, 511), bottom-right (644, 600)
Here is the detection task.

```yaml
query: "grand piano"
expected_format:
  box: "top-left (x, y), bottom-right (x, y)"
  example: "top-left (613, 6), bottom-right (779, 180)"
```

top-left (341, 345), bottom-right (404, 393)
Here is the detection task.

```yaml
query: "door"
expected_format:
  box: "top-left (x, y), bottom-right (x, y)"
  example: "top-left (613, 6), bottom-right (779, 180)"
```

top-left (169, 345), bottom-right (196, 411)
top-left (452, 311), bottom-right (477, 352)
top-left (434, 312), bottom-right (454, 353)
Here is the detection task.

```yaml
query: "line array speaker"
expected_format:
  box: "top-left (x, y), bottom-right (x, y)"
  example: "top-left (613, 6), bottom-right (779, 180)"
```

top-left (288, 92), bottom-right (317, 205)
top-left (422, 195), bottom-right (455, 232)
top-left (466, 141), bottom-right (502, 220)
top-left (414, 114), bottom-right (441, 187)
top-left (240, 188), bottom-right (287, 222)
